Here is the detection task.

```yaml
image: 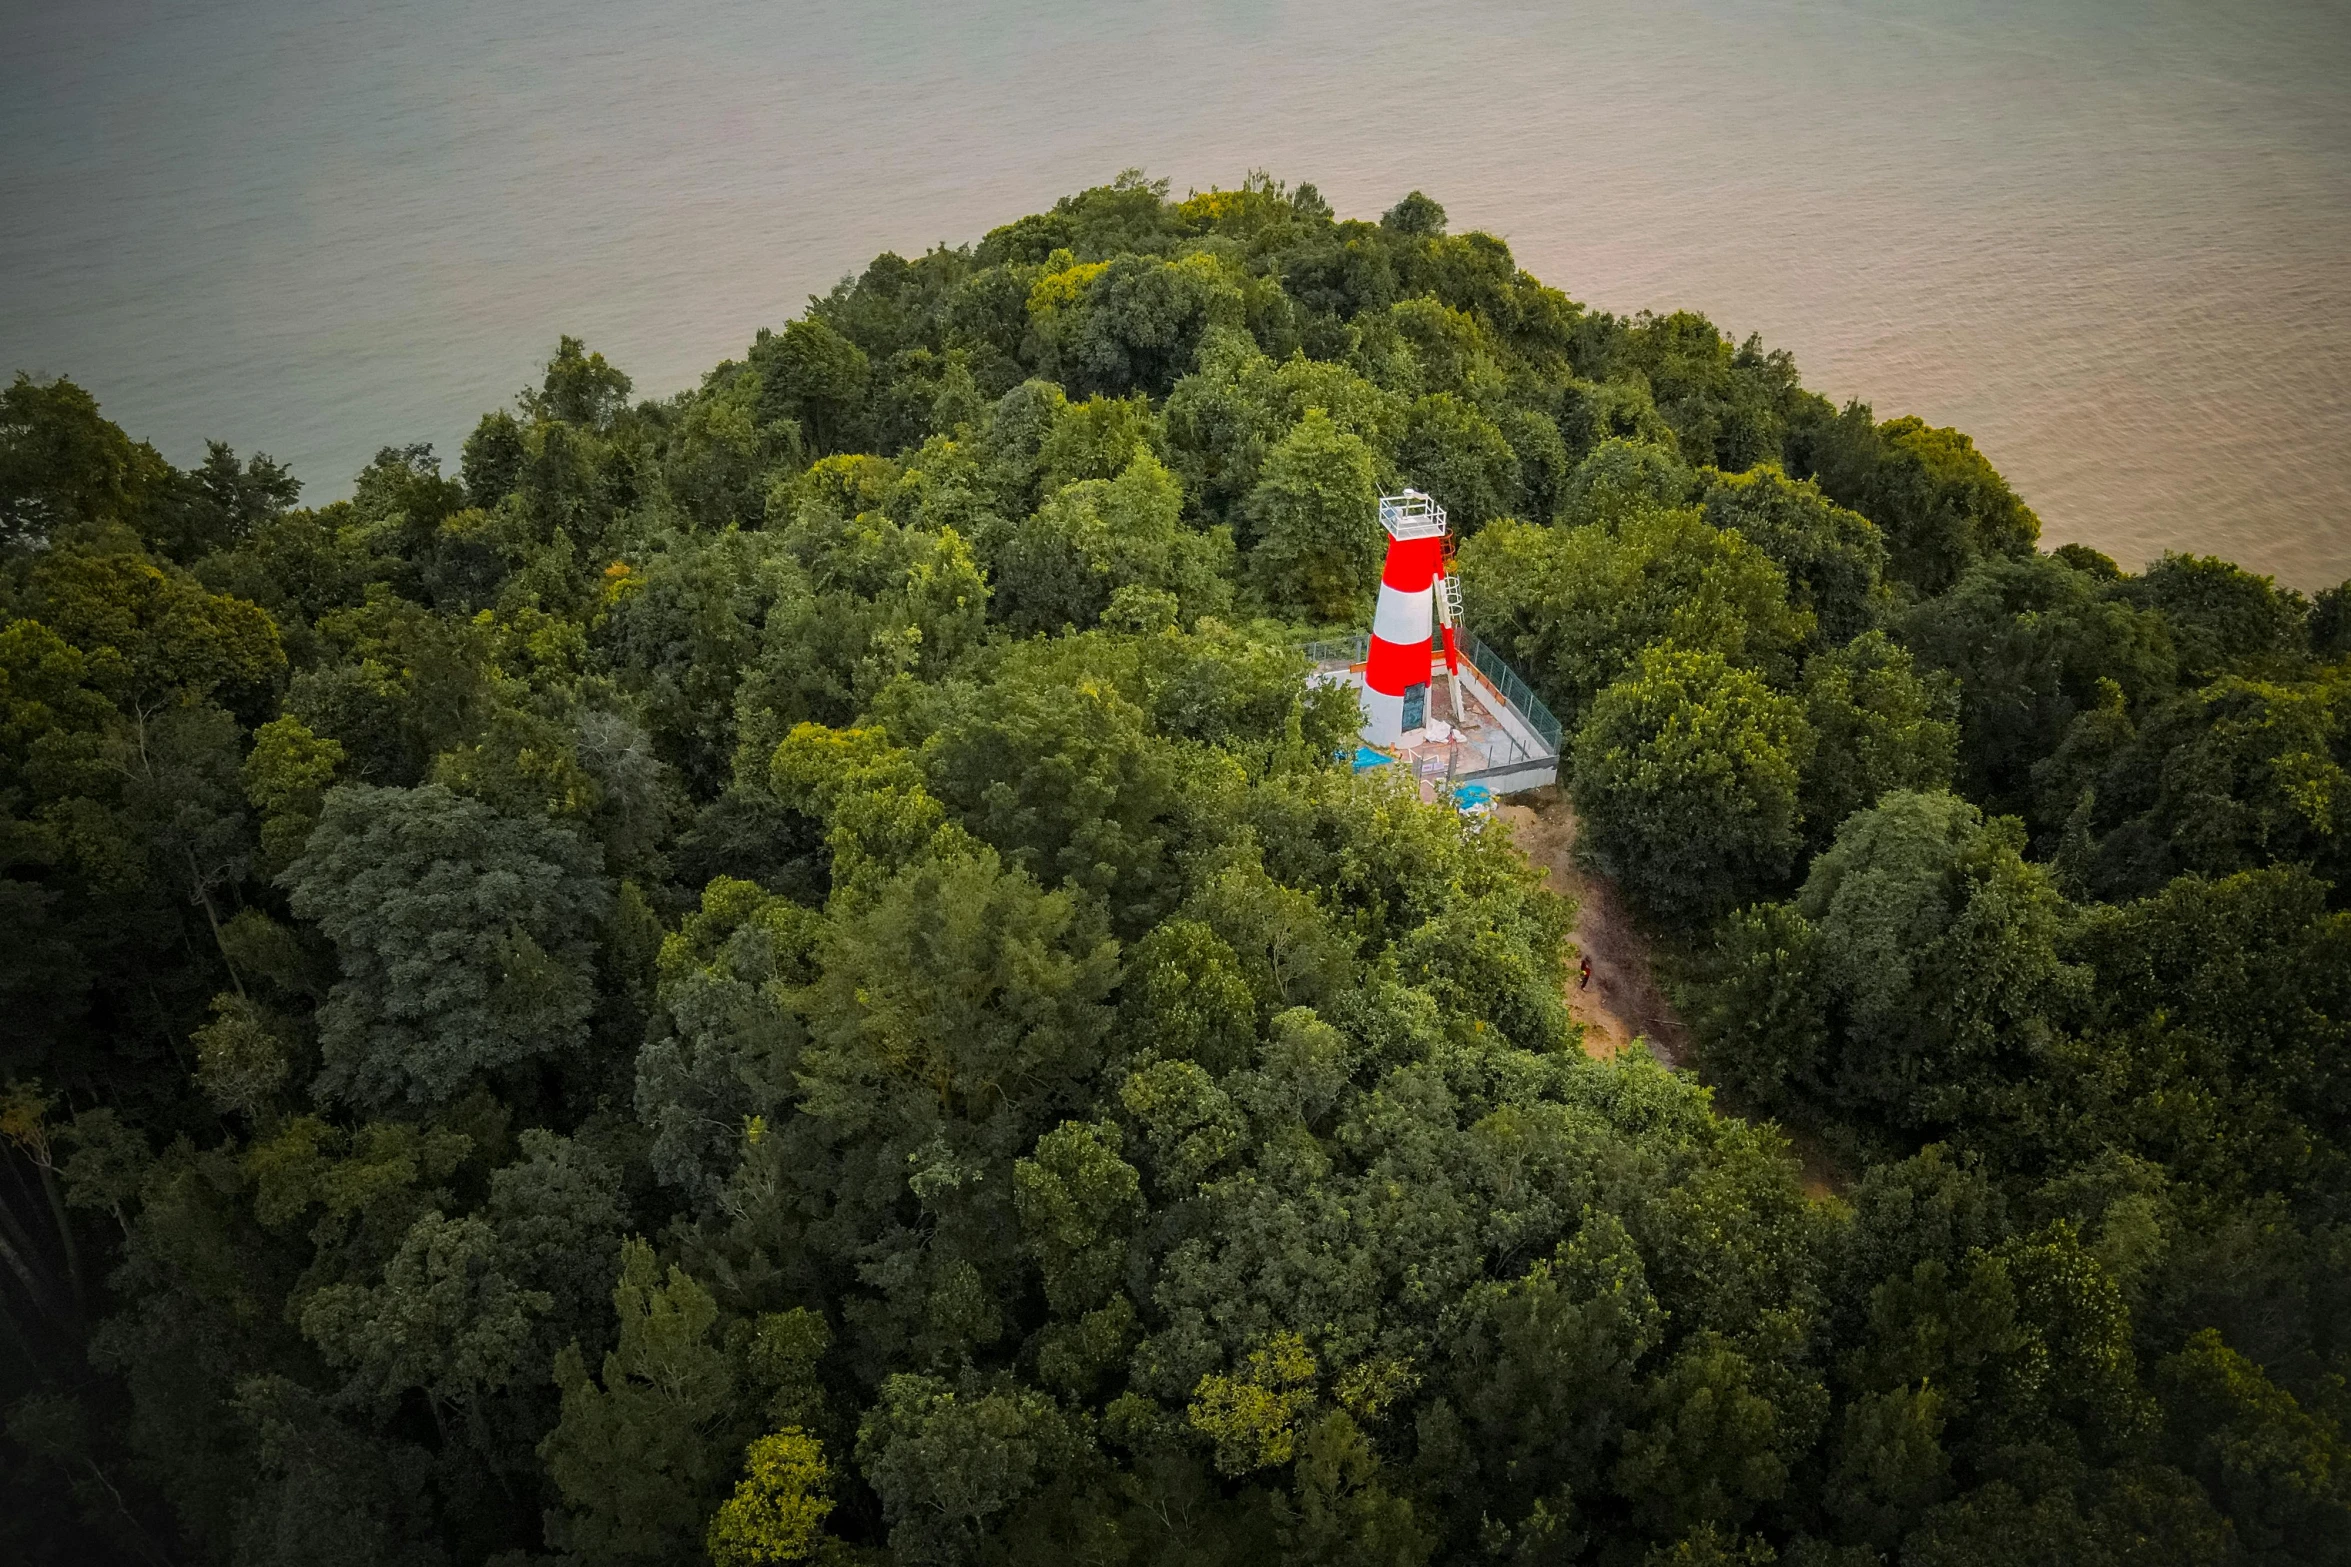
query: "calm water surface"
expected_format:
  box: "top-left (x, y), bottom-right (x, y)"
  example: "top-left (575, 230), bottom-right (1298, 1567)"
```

top-left (4, 0), bottom-right (2347, 584)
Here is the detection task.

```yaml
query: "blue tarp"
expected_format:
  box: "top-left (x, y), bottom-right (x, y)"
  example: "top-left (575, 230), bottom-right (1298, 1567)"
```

top-left (1351, 746), bottom-right (1392, 772)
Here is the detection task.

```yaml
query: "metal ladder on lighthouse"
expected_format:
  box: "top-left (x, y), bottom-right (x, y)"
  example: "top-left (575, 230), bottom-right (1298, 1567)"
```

top-left (1435, 572), bottom-right (1468, 727)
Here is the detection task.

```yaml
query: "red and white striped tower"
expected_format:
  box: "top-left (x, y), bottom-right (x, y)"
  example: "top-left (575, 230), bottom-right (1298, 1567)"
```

top-left (1362, 489), bottom-right (1449, 745)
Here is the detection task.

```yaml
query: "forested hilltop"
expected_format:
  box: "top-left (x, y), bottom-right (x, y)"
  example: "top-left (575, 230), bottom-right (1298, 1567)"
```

top-left (5, 171), bottom-right (2349, 1567)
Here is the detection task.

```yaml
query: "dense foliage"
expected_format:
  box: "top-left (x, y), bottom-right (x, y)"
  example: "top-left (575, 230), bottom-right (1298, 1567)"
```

top-left (5, 171), bottom-right (2347, 1566)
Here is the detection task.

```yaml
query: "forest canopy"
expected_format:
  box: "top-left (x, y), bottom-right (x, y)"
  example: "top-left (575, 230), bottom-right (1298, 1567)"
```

top-left (5, 169), bottom-right (2349, 1567)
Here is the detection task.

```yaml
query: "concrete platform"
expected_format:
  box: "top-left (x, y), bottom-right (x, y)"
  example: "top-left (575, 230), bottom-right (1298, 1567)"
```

top-left (1306, 631), bottom-right (1563, 801)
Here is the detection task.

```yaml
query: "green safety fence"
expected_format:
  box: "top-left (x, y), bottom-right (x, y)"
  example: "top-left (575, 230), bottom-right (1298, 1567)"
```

top-left (1298, 630), bottom-right (1561, 764)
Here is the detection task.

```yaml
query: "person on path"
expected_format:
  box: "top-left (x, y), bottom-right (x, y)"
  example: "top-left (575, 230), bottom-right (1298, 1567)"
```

top-left (1578, 953), bottom-right (1592, 991)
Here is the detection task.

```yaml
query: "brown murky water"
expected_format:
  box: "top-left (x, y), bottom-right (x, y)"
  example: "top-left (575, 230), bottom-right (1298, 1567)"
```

top-left (4, 0), bottom-right (2345, 584)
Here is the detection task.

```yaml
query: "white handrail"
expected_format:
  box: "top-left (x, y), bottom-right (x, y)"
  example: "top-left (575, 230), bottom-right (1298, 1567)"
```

top-left (1378, 488), bottom-right (1448, 540)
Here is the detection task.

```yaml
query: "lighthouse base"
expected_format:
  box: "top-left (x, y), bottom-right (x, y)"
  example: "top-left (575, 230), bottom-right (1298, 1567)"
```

top-left (1308, 634), bottom-right (1562, 801)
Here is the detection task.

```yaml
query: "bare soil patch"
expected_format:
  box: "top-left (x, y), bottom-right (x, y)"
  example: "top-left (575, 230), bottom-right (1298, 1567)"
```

top-left (1497, 786), bottom-right (1691, 1068)
top-left (1501, 787), bottom-right (1847, 1199)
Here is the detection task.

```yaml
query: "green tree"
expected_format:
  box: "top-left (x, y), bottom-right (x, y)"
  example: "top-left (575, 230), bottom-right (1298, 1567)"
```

top-left (1380, 190), bottom-right (1447, 237)
top-left (1030, 251), bottom-right (1243, 398)
top-left (2157, 1328), bottom-right (2351, 1564)
top-left (993, 452), bottom-right (1231, 633)
top-left (1460, 506), bottom-right (1810, 729)
top-left (1016, 1119), bottom-right (1145, 1397)
top-left (541, 1239), bottom-right (750, 1564)
top-left (2127, 551), bottom-right (2309, 681)
top-left (2311, 578), bottom-right (2351, 657)
top-left (1798, 631), bottom-right (1956, 844)
top-left (855, 1373), bottom-right (1080, 1565)
top-left (1612, 310), bottom-right (1802, 474)
top-left (1284, 1409), bottom-right (1435, 1567)
top-left (0, 373), bottom-right (175, 550)
top-left (1396, 392), bottom-right (1518, 530)
top-left (19, 543), bottom-right (285, 711)
top-left (1162, 328), bottom-right (1403, 535)
top-left (1701, 463), bottom-right (1888, 645)
top-left (632, 875), bottom-right (819, 1202)
top-left (1799, 405), bottom-right (2039, 593)
top-left (1038, 390), bottom-right (1165, 493)
top-left (1557, 437), bottom-right (1696, 529)
top-left (242, 714), bottom-right (345, 873)
top-left (1014, 1119), bottom-right (1143, 1318)
top-left (2130, 667), bottom-right (2350, 888)
top-left (227, 1376), bottom-right (449, 1567)
top-left (298, 1210), bottom-right (554, 1447)
top-left (160, 440), bottom-right (302, 562)
top-left (1439, 1211), bottom-right (1665, 1553)
top-left (349, 442), bottom-right (467, 553)
top-left (797, 843), bottom-right (1119, 1150)
top-left (1900, 552), bottom-right (2176, 813)
top-left (707, 1428), bottom-right (838, 1566)
top-left (752, 320), bottom-right (872, 455)
top-left (917, 641), bottom-right (1190, 927)
top-left (1245, 409), bottom-right (1382, 621)
top-left (1385, 296), bottom-right (1501, 401)
top-left (1749, 791), bottom-right (2082, 1133)
top-left (1570, 645), bottom-right (1813, 923)
top-left (1615, 1334), bottom-right (1809, 1537)
top-left (461, 408), bottom-right (527, 506)
top-left (1118, 917), bottom-right (1259, 1076)
top-left (282, 783), bottom-right (610, 1107)
top-left (528, 335), bottom-right (635, 428)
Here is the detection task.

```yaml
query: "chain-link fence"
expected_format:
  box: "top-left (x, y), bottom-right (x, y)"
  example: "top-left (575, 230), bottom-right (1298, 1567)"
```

top-left (1458, 629), bottom-right (1563, 753)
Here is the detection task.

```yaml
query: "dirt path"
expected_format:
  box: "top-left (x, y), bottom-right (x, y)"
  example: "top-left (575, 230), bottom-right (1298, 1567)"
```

top-left (1498, 787), bottom-right (1691, 1068)
top-left (1502, 789), bottom-right (1850, 1197)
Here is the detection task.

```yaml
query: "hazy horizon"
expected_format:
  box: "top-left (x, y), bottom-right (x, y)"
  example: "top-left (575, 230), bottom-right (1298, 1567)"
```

top-left (4, 0), bottom-right (2347, 583)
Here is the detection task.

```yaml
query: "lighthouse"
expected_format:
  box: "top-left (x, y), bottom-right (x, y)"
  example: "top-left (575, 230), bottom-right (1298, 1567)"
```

top-left (1362, 489), bottom-right (1462, 745)
top-left (1305, 490), bottom-right (1560, 792)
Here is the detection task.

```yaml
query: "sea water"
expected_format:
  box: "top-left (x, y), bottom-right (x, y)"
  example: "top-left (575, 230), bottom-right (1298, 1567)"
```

top-left (3, 0), bottom-right (2346, 584)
